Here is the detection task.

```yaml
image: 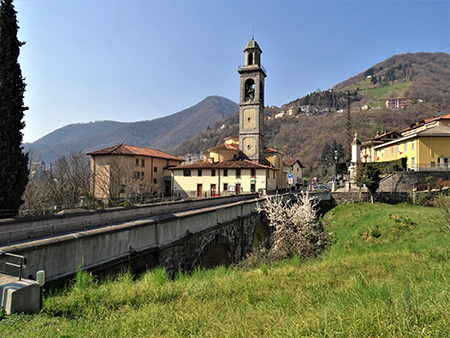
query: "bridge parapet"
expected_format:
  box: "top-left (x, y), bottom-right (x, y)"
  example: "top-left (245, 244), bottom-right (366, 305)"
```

top-left (0, 193), bottom-right (258, 247)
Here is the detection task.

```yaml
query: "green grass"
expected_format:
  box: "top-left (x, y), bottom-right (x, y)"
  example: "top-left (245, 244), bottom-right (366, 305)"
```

top-left (1, 203), bottom-right (449, 337)
top-left (343, 78), bottom-right (412, 108)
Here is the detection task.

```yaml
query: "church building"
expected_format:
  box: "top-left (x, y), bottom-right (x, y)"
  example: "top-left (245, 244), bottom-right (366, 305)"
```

top-left (168, 38), bottom-right (284, 198)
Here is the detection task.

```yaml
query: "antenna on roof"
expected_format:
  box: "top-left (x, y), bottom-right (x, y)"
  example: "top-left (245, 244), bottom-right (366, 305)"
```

top-left (252, 28), bottom-right (254, 40)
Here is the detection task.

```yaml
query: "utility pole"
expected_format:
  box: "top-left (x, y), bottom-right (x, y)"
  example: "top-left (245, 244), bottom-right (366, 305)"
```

top-left (346, 91), bottom-right (352, 163)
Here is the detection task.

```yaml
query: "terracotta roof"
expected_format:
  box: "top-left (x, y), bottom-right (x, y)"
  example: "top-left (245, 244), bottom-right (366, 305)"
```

top-left (170, 159), bottom-right (278, 170)
top-left (413, 124), bottom-right (450, 136)
top-left (283, 158), bottom-right (305, 168)
top-left (264, 147), bottom-right (284, 155)
top-left (206, 143), bottom-right (240, 152)
top-left (400, 114), bottom-right (449, 133)
top-left (87, 144), bottom-right (184, 162)
top-left (223, 135), bottom-right (239, 141)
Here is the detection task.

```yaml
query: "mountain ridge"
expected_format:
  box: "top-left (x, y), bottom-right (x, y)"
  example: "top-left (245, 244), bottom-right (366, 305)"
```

top-left (25, 96), bottom-right (238, 164)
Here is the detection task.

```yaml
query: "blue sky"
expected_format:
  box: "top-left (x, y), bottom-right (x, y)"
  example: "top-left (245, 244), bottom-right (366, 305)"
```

top-left (14, 0), bottom-right (450, 143)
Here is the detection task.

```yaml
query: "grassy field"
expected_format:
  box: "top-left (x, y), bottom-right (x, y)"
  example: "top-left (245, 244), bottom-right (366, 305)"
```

top-left (1, 202), bottom-right (449, 337)
top-left (343, 79), bottom-right (412, 108)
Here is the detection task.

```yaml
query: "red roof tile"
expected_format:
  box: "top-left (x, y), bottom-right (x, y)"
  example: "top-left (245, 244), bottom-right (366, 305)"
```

top-left (87, 144), bottom-right (184, 162)
top-left (206, 143), bottom-right (240, 152)
top-left (264, 147), bottom-right (284, 154)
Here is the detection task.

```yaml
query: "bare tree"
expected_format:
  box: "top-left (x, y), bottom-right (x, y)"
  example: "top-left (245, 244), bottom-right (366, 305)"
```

top-left (19, 151), bottom-right (91, 216)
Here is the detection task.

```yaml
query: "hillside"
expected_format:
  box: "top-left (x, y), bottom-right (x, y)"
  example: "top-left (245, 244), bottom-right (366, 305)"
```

top-left (1, 203), bottom-right (448, 336)
top-left (175, 52), bottom-right (449, 176)
top-left (24, 96), bottom-right (238, 164)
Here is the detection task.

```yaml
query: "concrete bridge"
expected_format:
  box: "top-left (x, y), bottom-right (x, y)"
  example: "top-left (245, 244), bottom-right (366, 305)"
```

top-left (0, 194), bottom-right (281, 285)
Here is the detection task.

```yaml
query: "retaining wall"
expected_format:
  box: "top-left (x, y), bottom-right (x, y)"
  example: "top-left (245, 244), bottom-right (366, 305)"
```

top-left (379, 171), bottom-right (450, 193)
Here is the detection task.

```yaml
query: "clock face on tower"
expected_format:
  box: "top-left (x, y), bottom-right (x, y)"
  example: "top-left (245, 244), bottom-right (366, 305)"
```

top-left (243, 109), bottom-right (256, 130)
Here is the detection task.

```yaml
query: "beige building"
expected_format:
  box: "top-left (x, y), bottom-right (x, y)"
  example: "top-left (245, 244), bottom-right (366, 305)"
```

top-left (283, 158), bottom-right (304, 189)
top-left (88, 144), bottom-right (184, 201)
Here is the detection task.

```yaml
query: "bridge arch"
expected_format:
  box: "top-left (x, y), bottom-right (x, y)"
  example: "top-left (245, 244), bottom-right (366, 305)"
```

top-left (195, 234), bottom-right (232, 270)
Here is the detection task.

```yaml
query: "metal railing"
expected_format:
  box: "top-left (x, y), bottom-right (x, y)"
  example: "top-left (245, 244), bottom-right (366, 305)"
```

top-left (0, 251), bottom-right (26, 280)
top-left (410, 165), bottom-right (450, 172)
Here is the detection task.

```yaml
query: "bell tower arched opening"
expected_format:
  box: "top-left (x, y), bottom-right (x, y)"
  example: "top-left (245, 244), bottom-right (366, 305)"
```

top-left (245, 79), bottom-right (255, 99)
top-left (247, 53), bottom-right (253, 65)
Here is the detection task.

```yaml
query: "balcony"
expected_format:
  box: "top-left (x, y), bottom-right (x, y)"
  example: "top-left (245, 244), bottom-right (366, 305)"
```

top-left (238, 64), bottom-right (267, 75)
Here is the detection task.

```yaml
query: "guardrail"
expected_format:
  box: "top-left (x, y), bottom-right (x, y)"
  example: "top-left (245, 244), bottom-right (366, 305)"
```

top-left (0, 251), bottom-right (26, 280)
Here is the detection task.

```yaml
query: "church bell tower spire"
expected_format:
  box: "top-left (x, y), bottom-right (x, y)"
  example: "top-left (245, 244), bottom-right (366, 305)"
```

top-left (238, 38), bottom-right (266, 164)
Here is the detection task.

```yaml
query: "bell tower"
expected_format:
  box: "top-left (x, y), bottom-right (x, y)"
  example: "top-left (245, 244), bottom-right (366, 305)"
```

top-left (238, 38), bottom-right (266, 164)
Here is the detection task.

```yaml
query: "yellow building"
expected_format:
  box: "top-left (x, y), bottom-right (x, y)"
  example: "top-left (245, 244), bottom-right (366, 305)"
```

top-left (169, 135), bottom-right (282, 198)
top-left (364, 114), bottom-right (450, 171)
top-left (88, 144), bottom-right (184, 201)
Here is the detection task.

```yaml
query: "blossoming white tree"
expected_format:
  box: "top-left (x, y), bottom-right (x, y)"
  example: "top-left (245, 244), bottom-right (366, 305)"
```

top-left (256, 192), bottom-right (328, 260)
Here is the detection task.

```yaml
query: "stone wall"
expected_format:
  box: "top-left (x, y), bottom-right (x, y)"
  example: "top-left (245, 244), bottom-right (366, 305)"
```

top-left (324, 191), bottom-right (411, 212)
top-left (379, 171), bottom-right (450, 193)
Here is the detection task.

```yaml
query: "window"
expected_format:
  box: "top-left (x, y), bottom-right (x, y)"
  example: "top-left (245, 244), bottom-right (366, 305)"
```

top-left (134, 171), bottom-right (140, 179)
top-left (381, 149), bottom-right (384, 157)
top-left (183, 170), bottom-right (191, 177)
top-left (438, 157), bottom-right (442, 167)
top-left (411, 157), bottom-right (415, 167)
top-left (411, 140), bottom-right (415, 151)
top-left (135, 159), bottom-right (139, 166)
top-left (236, 168), bottom-right (241, 178)
top-left (297, 167), bottom-right (299, 171)
top-left (398, 145), bottom-right (401, 153)
top-left (386, 148), bottom-right (389, 156)
top-left (141, 159), bottom-right (145, 167)
top-left (223, 183), bottom-right (228, 191)
top-left (250, 168), bottom-right (256, 177)
top-left (404, 142), bottom-right (407, 152)
top-left (198, 169), bottom-right (202, 177)
top-left (266, 170), bottom-right (269, 178)
top-left (391, 146), bottom-right (394, 155)
top-left (211, 169), bottom-right (216, 177)
top-left (273, 170), bottom-right (275, 179)
top-left (154, 166), bottom-right (157, 173)
top-left (141, 172), bottom-right (144, 178)
top-left (223, 169), bottom-right (228, 177)
top-left (153, 178), bottom-right (157, 184)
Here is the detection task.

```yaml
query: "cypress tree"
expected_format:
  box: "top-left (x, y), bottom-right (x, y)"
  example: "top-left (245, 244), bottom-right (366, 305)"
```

top-left (0, 0), bottom-right (29, 218)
